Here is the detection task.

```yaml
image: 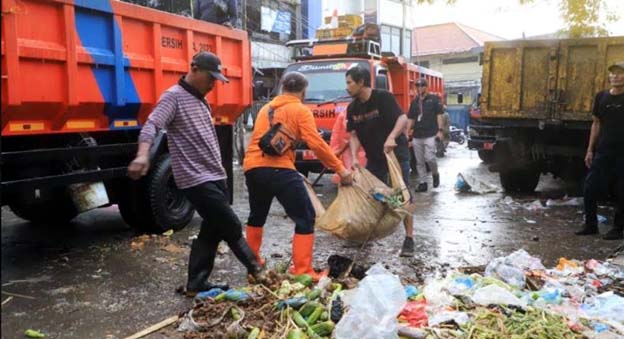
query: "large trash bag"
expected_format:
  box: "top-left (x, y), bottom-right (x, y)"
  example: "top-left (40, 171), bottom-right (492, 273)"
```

top-left (316, 152), bottom-right (411, 243)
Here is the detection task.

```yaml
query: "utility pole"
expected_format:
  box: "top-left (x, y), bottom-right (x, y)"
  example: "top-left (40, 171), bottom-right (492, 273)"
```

top-left (402, 0), bottom-right (406, 57)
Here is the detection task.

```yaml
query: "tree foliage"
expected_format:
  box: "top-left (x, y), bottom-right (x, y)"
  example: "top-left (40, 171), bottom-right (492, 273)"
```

top-left (413, 0), bottom-right (619, 38)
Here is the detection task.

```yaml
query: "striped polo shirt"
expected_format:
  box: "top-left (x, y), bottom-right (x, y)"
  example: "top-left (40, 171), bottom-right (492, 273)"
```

top-left (138, 83), bottom-right (226, 189)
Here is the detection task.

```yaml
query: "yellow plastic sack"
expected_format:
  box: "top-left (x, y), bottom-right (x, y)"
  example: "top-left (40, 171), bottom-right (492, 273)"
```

top-left (315, 152), bottom-right (411, 243)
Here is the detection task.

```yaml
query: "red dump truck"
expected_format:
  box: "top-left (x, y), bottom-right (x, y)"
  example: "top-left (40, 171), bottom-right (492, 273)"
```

top-left (285, 38), bottom-right (444, 175)
top-left (1, 0), bottom-right (252, 232)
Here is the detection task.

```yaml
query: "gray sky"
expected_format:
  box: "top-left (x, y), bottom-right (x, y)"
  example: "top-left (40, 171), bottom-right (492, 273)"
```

top-left (411, 0), bottom-right (624, 39)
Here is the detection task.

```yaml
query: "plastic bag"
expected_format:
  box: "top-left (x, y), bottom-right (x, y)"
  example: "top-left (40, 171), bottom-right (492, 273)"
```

top-left (485, 249), bottom-right (545, 288)
top-left (455, 172), bottom-right (497, 194)
top-left (428, 311), bottom-right (469, 327)
top-left (316, 152), bottom-right (410, 243)
top-left (335, 264), bottom-right (406, 339)
top-left (398, 300), bottom-right (428, 327)
top-left (582, 292), bottom-right (624, 323)
top-left (472, 284), bottom-right (527, 308)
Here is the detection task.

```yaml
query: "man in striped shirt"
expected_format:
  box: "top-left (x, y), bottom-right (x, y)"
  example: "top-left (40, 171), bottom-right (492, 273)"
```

top-left (128, 52), bottom-right (264, 296)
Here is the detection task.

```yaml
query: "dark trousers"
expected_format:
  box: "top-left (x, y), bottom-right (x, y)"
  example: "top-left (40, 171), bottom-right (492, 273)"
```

top-left (583, 153), bottom-right (624, 228)
top-left (183, 180), bottom-right (243, 244)
top-left (245, 168), bottom-right (315, 235)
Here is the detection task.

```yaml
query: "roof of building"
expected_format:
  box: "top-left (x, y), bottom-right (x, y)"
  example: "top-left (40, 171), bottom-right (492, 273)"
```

top-left (412, 22), bottom-right (504, 56)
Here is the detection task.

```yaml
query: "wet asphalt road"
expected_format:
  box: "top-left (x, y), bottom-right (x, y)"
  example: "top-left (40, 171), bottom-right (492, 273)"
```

top-left (1, 144), bottom-right (621, 338)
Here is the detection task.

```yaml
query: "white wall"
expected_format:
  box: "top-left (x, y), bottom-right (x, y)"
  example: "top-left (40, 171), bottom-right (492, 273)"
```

top-left (321, 0), bottom-right (364, 17)
top-left (252, 41), bottom-right (291, 68)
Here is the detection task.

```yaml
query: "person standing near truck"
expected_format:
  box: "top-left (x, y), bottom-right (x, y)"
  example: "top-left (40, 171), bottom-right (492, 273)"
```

top-left (243, 72), bottom-right (353, 280)
top-left (407, 78), bottom-right (444, 192)
top-left (345, 66), bottom-right (416, 257)
top-left (193, 0), bottom-right (240, 28)
top-left (128, 52), bottom-right (265, 296)
top-left (575, 62), bottom-right (624, 240)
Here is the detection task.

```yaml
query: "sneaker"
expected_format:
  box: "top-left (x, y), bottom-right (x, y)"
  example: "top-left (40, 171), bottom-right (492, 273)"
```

top-left (603, 227), bottom-right (624, 240)
top-left (575, 224), bottom-right (598, 236)
top-left (415, 183), bottom-right (428, 192)
top-left (433, 174), bottom-right (440, 188)
top-left (399, 237), bottom-right (415, 257)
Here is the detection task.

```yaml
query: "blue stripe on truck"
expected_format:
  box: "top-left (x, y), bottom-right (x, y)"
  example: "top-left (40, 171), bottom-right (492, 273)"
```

top-left (73, 0), bottom-right (142, 129)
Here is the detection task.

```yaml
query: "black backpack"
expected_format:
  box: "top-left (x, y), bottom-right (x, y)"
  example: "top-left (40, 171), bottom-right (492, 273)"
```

top-left (258, 107), bottom-right (296, 156)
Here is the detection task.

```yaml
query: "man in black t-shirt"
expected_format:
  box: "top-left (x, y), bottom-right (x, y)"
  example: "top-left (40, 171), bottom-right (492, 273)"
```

top-left (575, 62), bottom-right (624, 240)
top-left (407, 78), bottom-right (444, 192)
top-left (345, 66), bottom-right (415, 257)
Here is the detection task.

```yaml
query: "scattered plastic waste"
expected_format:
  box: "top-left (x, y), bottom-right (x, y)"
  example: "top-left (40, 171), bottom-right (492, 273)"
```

top-left (455, 172), bottom-right (497, 194)
top-left (582, 292), bottom-right (624, 323)
top-left (398, 300), bottom-right (428, 327)
top-left (335, 264), bottom-right (406, 339)
top-left (523, 199), bottom-right (547, 211)
top-left (405, 284), bottom-right (419, 299)
top-left (545, 196), bottom-right (583, 207)
top-left (598, 215), bottom-right (608, 224)
top-left (472, 284), bottom-right (527, 308)
top-left (428, 311), bottom-right (469, 327)
top-left (485, 249), bottom-right (544, 288)
top-left (173, 251), bottom-right (624, 338)
top-left (195, 287), bottom-right (225, 299)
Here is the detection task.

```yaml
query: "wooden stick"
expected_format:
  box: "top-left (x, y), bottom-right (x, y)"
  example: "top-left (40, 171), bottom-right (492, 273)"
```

top-left (1, 291), bottom-right (35, 300)
top-left (123, 315), bottom-right (179, 339)
top-left (2, 296), bottom-right (14, 306)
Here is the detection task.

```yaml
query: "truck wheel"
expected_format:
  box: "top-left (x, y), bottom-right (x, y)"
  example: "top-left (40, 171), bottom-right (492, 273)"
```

top-left (499, 168), bottom-right (540, 193)
top-left (146, 155), bottom-right (195, 232)
top-left (9, 194), bottom-right (78, 224)
top-left (478, 150), bottom-right (495, 164)
top-left (119, 155), bottom-right (195, 233)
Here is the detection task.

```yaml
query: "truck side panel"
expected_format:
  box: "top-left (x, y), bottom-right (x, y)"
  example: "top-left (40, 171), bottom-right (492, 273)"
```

top-left (1, 0), bottom-right (251, 136)
top-left (387, 58), bottom-right (444, 112)
top-left (481, 37), bottom-right (624, 122)
top-left (558, 38), bottom-right (624, 121)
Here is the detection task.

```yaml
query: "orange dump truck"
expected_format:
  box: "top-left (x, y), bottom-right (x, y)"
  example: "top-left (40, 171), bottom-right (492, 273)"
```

top-left (1, 0), bottom-right (252, 231)
top-left (285, 38), bottom-right (444, 175)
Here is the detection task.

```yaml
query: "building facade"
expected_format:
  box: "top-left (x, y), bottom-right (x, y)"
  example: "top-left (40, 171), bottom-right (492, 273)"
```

top-left (321, 0), bottom-right (414, 59)
top-left (412, 22), bottom-right (503, 106)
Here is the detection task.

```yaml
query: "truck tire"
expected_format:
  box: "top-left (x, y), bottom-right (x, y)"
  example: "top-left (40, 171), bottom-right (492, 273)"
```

top-left (478, 150), bottom-right (495, 164)
top-left (119, 154), bottom-right (195, 233)
top-left (9, 194), bottom-right (78, 224)
top-left (499, 168), bottom-right (540, 193)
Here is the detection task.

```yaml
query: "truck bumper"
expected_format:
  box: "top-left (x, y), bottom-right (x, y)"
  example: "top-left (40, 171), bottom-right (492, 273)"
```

top-left (468, 136), bottom-right (496, 151)
top-left (295, 149), bottom-right (326, 174)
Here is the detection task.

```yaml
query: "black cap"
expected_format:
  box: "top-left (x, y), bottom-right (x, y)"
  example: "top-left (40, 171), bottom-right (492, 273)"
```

top-left (415, 78), bottom-right (428, 86)
top-left (608, 62), bottom-right (624, 72)
top-left (191, 52), bottom-right (229, 83)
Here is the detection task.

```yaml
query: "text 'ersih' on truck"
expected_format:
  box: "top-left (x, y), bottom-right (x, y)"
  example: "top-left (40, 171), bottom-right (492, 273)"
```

top-left (1, 0), bottom-right (252, 232)
top-left (468, 36), bottom-right (624, 193)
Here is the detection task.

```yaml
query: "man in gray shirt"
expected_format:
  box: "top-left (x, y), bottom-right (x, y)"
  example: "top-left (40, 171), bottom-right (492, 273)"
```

top-left (128, 52), bottom-right (264, 296)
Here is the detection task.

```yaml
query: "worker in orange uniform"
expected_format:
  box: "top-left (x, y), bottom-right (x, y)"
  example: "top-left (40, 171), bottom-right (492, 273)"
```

top-left (243, 72), bottom-right (353, 280)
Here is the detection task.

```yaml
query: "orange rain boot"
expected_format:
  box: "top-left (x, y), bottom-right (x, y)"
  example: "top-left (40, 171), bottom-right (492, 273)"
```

top-left (245, 225), bottom-right (265, 266)
top-left (290, 233), bottom-right (327, 281)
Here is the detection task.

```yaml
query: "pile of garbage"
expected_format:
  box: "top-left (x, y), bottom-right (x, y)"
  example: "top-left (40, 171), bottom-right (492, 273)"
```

top-left (175, 250), bottom-right (624, 338)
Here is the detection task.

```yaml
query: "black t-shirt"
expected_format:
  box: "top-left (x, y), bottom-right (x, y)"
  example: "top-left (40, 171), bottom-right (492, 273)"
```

top-left (347, 89), bottom-right (408, 169)
top-left (593, 90), bottom-right (624, 157)
top-left (408, 93), bottom-right (443, 138)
